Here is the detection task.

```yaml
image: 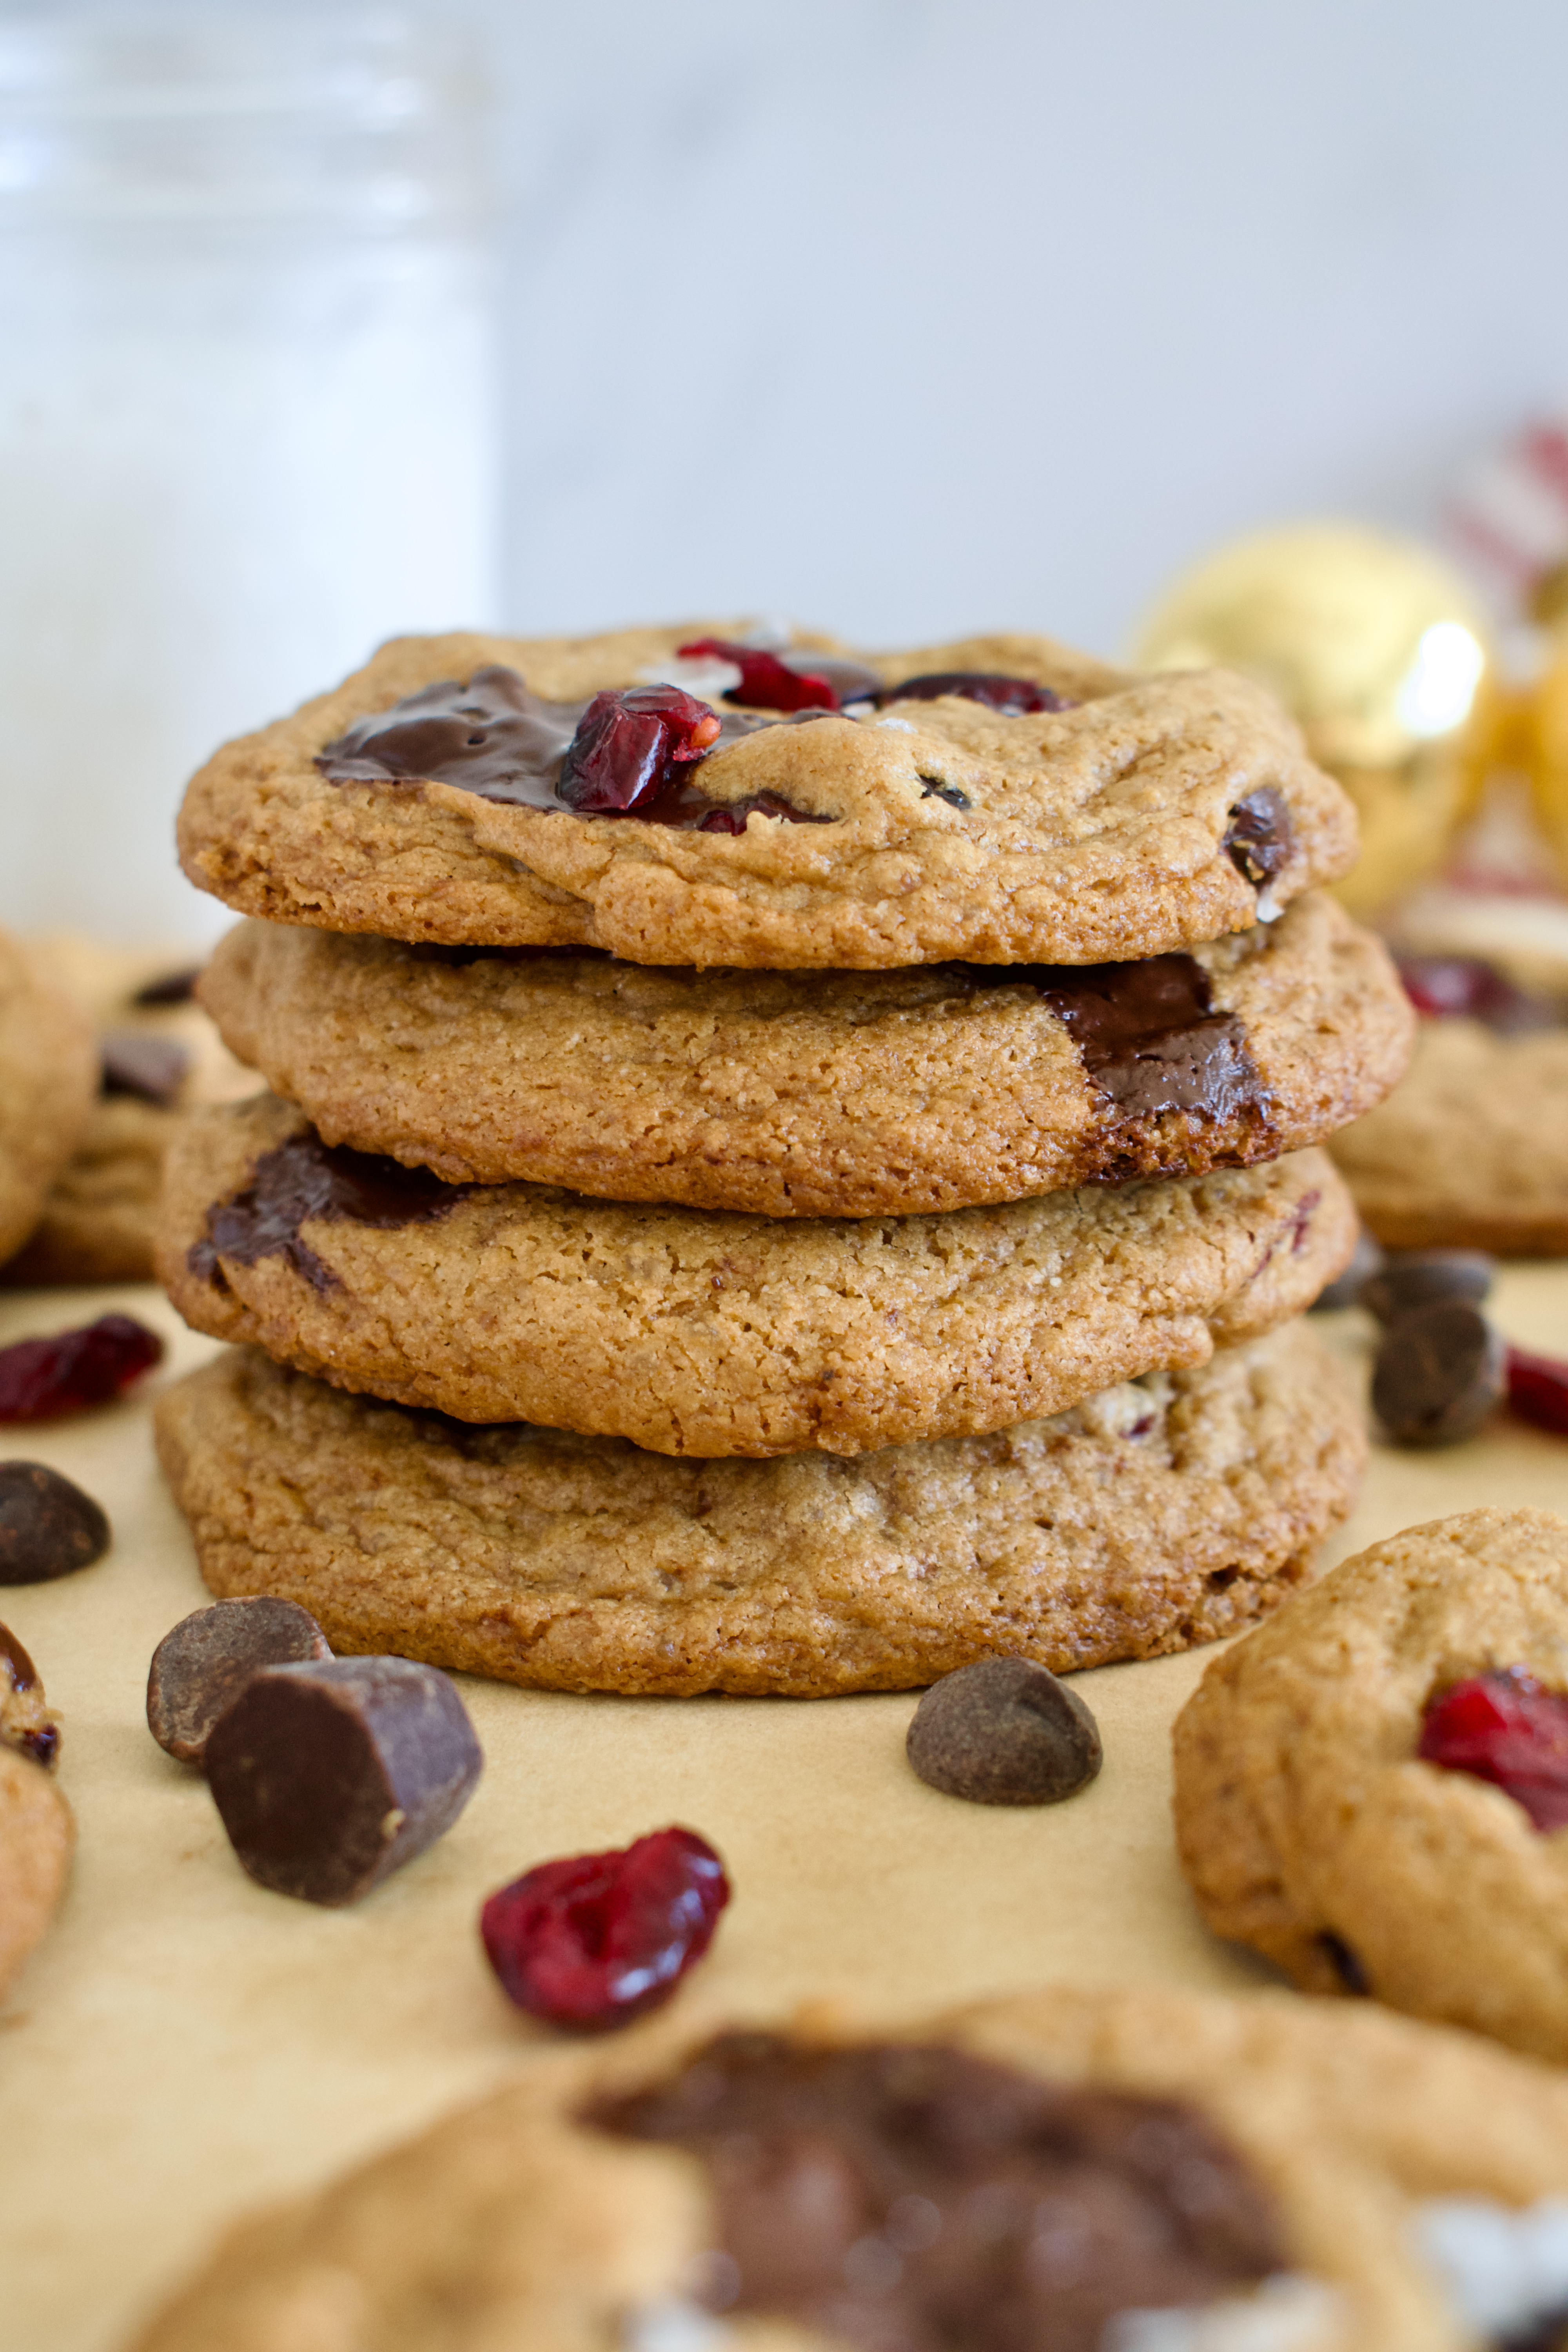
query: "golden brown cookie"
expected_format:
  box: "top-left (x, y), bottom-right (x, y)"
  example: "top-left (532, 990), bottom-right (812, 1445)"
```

top-left (176, 624), bottom-right (1357, 967)
top-left (0, 1624), bottom-right (73, 2000)
top-left (127, 1980), bottom-right (1568, 2352)
top-left (1173, 1505), bottom-right (1568, 2064)
top-left (155, 1093), bottom-right (1355, 1456)
top-left (0, 929), bottom-right (97, 1268)
top-left (153, 1322), bottom-right (1362, 1696)
top-left (1329, 1016), bottom-right (1568, 1253)
top-left (200, 891), bottom-right (1412, 1216)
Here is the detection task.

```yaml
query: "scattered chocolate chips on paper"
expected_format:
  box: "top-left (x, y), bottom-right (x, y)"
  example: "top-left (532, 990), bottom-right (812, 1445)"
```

top-left (204, 1656), bottom-right (482, 1906)
top-left (146, 1597), bottom-right (331, 1767)
top-left (0, 1461), bottom-right (110, 1584)
top-left (1361, 1248), bottom-right (1494, 1325)
top-left (1371, 1298), bottom-right (1506, 1448)
top-left (906, 1655), bottom-right (1102, 1805)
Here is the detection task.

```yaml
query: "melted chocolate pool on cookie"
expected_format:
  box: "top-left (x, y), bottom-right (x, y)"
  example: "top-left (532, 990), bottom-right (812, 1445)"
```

top-left (188, 1131), bottom-right (471, 1296)
top-left (595, 2034), bottom-right (1287, 2352)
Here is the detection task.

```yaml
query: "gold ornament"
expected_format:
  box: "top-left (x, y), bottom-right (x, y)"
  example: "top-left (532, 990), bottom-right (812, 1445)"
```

top-left (1134, 523), bottom-right (1497, 916)
top-left (1528, 619), bottom-right (1568, 882)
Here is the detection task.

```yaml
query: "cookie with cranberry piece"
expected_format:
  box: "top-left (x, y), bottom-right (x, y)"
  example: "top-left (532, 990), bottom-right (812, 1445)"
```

top-left (0, 1623), bottom-right (73, 1998)
top-left (1330, 1013), bottom-right (1568, 1253)
top-left (199, 889), bottom-right (1412, 1217)
top-left (127, 1978), bottom-right (1568, 2352)
top-left (1173, 1504), bottom-right (1568, 2064)
top-left (0, 928), bottom-right (97, 1272)
top-left (155, 1092), bottom-right (1354, 1457)
top-left (175, 622), bottom-right (1357, 967)
top-left (2, 938), bottom-right (257, 1287)
top-left (152, 1321), bottom-right (1361, 1695)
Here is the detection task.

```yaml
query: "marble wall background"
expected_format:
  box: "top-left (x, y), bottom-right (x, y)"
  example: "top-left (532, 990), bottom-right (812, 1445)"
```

top-left (482, 0), bottom-right (1568, 658)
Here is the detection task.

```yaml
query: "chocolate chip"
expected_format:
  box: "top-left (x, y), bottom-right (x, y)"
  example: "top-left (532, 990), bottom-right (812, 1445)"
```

top-left (1318, 1931), bottom-right (1369, 1996)
top-left (1223, 786), bottom-right (1293, 888)
top-left (100, 1029), bottom-right (190, 1106)
top-left (1371, 1299), bottom-right (1506, 1448)
top-left (146, 1597), bottom-right (332, 1767)
top-left (204, 1656), bottom-right (483, 1905)
top-left (1310, 1225), bottom-right (1386, 1312)
top-left (0, 1461), bottom-right (110, 1584)
top-left (1360, 1248), bottom-right (1494, 1325)
top-left (132, 965), bottom-right (201, 1006)
top-left (906, 1655), bottom-right (1102, 1805)
top-left (187, 1129), bottom-right (474, 1296)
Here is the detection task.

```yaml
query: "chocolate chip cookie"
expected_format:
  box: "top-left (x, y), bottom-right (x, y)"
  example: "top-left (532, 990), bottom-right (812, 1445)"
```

top-left (128, 1981), bottom-right (1568, 2352)
top-left (0, 929), bottom-right (97, 1270)
top-left (1330, 1016), bottom-right (1568, 1254)
top-left (0, 1622), bottom-right (73, 1999)
top-left (1174, 1504), bottom-right (1568, 2063)
top-left (176, 624), bottom-right (1357, 967)
top-left (153, 1321), bottom-right (1362, 1695)
top-left (200, 889), bottom-right (1412, 1216)
top-left (155, 1093), bottom-right (1354, 1455)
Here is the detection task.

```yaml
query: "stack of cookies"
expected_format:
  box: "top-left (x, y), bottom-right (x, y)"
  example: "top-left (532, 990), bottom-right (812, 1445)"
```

top-left (151, 623), bottom-right (1413, 1695)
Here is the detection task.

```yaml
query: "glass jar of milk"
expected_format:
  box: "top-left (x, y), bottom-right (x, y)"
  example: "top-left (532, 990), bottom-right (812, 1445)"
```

top-left (0, 3), bottom-right (499, 941)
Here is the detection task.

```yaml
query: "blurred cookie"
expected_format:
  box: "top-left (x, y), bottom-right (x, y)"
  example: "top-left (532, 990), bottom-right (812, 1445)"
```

top-left (201, 891), bottom-right (1412, 1215)
top-left (156, 1094), bottom-right (1355, 1456)
top-left (1174, 1504), bottom-right (1568, 2063)
top-left (0, 1622), bottom-right (73, 2000)
top-left (129, 1980), bottom-right (1568, 2352)
top-left (1330, 1016), bottom-right (1568, 1253)
top-left (176, 622), bottom-right (1356, 966)
top-left (0, 929), bottom-right (97, 1268)
top-left (153, 1322), bottom-right (1363, 1696)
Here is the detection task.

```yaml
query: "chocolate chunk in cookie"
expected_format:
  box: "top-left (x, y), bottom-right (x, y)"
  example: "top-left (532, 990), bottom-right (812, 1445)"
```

top-left (0, 1621), bottom-right (61, 1770)
top-left (203, 1656), bottom-right (481, 1906)
top-left (906, 1656), bottom-right (1102, 1805)
top-left (0, 1462), bottom-right (110, 1584)
top-left (1372, 1298), bottom-right (1506, 1447)
top-left (146, 1597), bottom-right (331, 1767)
top-left (100, 1031), bottom-right (189, 1108)
top-left (186, 1130), bottom-right (470, 1297)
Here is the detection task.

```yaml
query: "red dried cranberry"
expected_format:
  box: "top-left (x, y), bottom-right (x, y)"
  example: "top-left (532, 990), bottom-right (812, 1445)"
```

top-left (480, 1825), bottom-right (729, 2029)
top-left (557, 687), bottom-right (721, 815)
top-left (1507, 1346), bottom-right (1568, 1436)
top-left (1395, 954), bottom-right (1548, 1031)
top-left (0, 1313), bottom-right (163, 1423)
top-left (881, 671), bottom-right (1074, 715)
top-left (1419, 1668), bottom-right (1568, 1831)
top-left (678, 638), bottom-right (839, 713)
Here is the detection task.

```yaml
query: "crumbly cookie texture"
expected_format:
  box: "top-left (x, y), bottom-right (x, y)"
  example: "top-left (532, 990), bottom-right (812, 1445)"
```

top-left (1173, 1505), bottom-right (1568, 2063)
top-left (0, 929), bottom-right (98, 1268)
top-left (152, 1323), bottom-right (1362, 1696)
top-left (156, 1094), bottom-right (1355, 1456)
top-left (201, 891), bottom-right (1412, 1216)
top-left (1329, 1017), bottom-right (1568, 1254)
top-left (127, 1980), bottom-right (1568, 2352)
top-left (2, 937), bottom-right (258, 1285)
top-left (176, 625), bottom-right (1357, 967)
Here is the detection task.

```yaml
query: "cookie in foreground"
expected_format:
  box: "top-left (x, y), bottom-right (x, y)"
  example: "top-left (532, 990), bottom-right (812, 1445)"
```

top-left (175, 623), bottom-right (1357, 966)
top-left (1173, 1504), bottom-right (1568, 2062)
top-left (0, 927), bottom-right (97, 1269)
top-left (128, 1980), bottom-right (1568, 2352)
top-left (152, 1322), bottom-right (1363, 1695)
top-left (200, 889), bottom-right (1412, 1214)
top-left (156, 1094), bottom-right (1356, 1455)
top-left (0, 1622), bottom-right (73, 1999)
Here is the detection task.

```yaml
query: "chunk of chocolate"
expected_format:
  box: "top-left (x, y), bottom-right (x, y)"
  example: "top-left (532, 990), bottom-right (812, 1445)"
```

top-left (0, 1620), bottom-right (60, 1769)
top-left (1223, 786), bottom-right (1293, 889)
top-left (1372, 1299), bottom-right (1506, 1448)
top-left (0, 1461), bottom-right (110, 1584)
top-left (316, 665), bottom-right (586, 809)
top-left (146, 1597), bottom-right (332, 1767)
top-left (132, 965), bottom-right (201, 1006)
top-left (881, 671), bottom-right (1076, 715)
top-left (187, 1129), bottom-right (472, 1295)
top-left (595, 2034), bottom-right (1287, 2350)
top-left (1317, 1931), bottom-right (1370, 1996)
top-left (906, 1656), bottom-right (1102, 1806)
top-left (1033, 953), bottom-right (1268, 1129)
top-left (1310, 1224), bottom-right (1385, 1312)
top-left (100, 1030), bottom-right (190, 1107)
top-left (1361, 1248), bottom-right (1494, 1325)
top-left (203, 1656), bottom-right (482, 1905)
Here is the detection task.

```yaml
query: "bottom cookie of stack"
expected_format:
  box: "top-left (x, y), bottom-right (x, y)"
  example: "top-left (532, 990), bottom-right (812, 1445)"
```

top-left (154, 1319), bottom-right (1364, 1697)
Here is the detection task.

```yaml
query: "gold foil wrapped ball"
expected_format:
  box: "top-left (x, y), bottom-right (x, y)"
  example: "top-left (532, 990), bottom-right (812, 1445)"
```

top-left (1135, 523), bottom-right (1496, 915)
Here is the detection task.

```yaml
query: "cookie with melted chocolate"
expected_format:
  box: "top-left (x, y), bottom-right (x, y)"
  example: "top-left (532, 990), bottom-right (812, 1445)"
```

top-left (198, 890), bottom-right (1412, 1216)
top-left (175, 621), bottom-right (1357, 966)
